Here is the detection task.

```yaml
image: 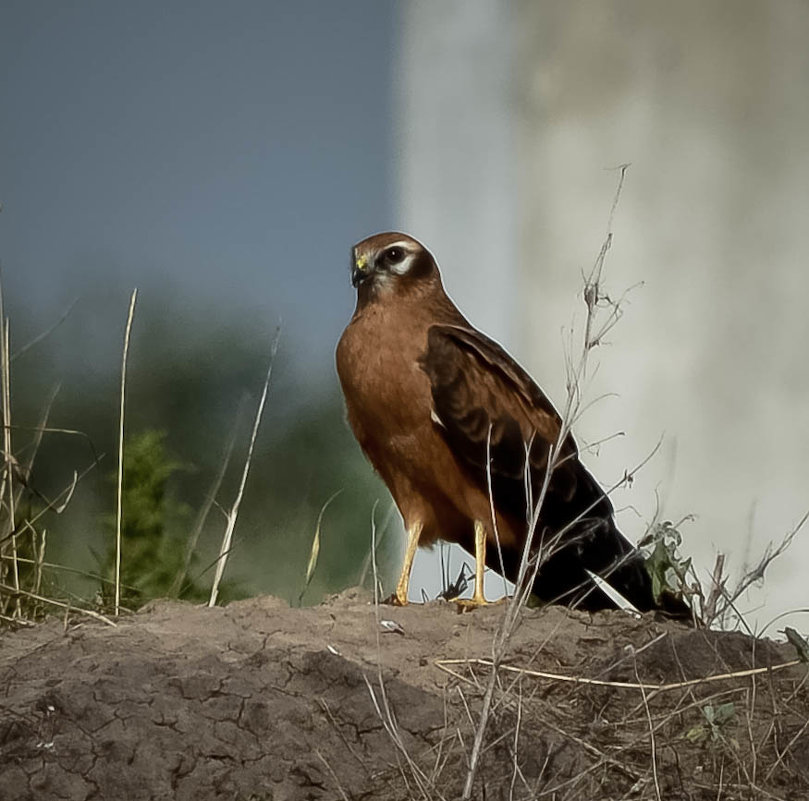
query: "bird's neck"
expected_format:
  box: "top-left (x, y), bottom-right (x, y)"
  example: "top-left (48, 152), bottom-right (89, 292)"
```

top-left (353, 277), bottom-right (468, 328)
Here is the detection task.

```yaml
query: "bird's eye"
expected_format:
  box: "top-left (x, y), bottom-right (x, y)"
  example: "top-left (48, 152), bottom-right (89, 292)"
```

top-left (385, 247), bottom-right (405, 264)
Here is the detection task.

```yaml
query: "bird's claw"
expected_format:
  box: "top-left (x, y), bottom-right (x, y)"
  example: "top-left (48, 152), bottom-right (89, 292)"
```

top-left (451, 595), bottom-right (505, 612)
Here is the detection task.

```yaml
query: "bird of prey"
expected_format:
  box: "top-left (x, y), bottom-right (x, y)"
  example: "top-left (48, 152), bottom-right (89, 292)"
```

top-left (336, 232), bottom-right (688, 617)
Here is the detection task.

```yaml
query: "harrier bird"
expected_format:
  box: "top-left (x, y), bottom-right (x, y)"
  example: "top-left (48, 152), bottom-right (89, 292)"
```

top-left (336, 232), bottom-right (688, 617)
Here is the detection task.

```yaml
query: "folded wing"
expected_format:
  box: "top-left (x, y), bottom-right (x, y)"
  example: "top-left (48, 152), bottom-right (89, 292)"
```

top-left (419, 323), bottom-right (664, 613)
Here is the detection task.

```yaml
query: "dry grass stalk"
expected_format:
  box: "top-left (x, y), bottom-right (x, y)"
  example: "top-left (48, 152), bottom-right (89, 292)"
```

top-left (0, 277), bottom-right (24, 620)
top-left (358, 501), bottom-right (396, 589)
top-left (703, 551), bottom-right (727, 625)
top-left (16, 384), bottom-right (60, 509)
top-left (0, 334), bottom-right (96, 624)
top-left (461, 165), bottom-right (633, 800)
top-left (0, 582), bottom-right (116, 626)
top-left (436, 656), bottom-right (800, 693)
top-left (633, 655), bottom-right (663, 801)
top-left (10, 297), bottom-right (78, 364)
top-left (714, 510), bottom-right (809, 629)
top-left (208, 326), bottom-right (281, 607)
top-left (314, 748), bottom-right (351, 801)
top-left (298, 489), bottom-right (342, 605)
top-left (2, 352), bottom-right (19, 590)
top-left (115, 289), bottom-right (138, 617)
top-left (365, 503), bottom-right (447, 800)
top-left (171, 394), bottom-right (246, 598)
top-left (511, 660), bottom-right (802, 799)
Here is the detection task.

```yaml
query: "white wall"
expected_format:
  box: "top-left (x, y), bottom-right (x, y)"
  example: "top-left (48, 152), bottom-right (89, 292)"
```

top-left (396, 0), bottom-right (809, 626)
top-left (396, 0), bottom-right (518, 599)
top-left (397, 0), bottom-right (517, 339)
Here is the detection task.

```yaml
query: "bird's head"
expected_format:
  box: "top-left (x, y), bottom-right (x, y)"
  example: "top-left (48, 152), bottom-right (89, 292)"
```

top-left (350, 232), bottom-right (439, 303)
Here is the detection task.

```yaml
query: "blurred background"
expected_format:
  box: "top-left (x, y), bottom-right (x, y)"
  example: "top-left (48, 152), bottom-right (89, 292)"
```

top-left (1, 1), bottom-right (807, 627)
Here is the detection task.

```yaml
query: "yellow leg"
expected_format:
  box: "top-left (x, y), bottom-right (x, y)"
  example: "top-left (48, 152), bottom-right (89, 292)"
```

top-left (455, 520), bottom-right (497, 609)
top-left (392, 521), bottom-right (422, 606)
top-left (472, 520), bottom-right (487, 605)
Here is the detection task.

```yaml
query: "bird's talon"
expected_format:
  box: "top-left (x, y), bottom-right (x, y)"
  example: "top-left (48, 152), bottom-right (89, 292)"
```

top-left (452, 596), bottom-right (502, 611)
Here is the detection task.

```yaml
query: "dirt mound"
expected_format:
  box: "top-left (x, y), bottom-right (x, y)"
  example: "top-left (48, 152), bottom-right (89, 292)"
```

top-left (1, 589), bottom-right (807, 800)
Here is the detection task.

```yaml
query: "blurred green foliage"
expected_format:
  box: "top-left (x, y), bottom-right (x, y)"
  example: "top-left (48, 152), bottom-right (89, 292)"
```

top-left (9, 287), bottom-right (393, 609)
top-left (97, 430), bottom-right (207, 609)
top-left (640, 518), bottom-right (694, 610)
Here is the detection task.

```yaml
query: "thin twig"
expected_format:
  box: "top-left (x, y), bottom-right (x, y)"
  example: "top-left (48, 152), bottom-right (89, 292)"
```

top-left (531, 710), bottom-right (642, 782)
top-left (17, 383), bottom-right (60, 496)
top-left (9, 461), bottom-right (94, 539)
top-left (0, 553), bottom-right (128, 587)
top-left (763, 712), bottom-right (809, 782)
top-left (717, 509), bottom-right (809, 625)
top-left (11, 297), bottom-right (79, 362)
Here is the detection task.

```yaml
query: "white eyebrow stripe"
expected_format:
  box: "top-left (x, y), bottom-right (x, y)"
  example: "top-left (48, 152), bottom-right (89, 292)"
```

top-left (384, 240), bottom-right (412, 251)
top-left (389, 254), bottom-right (416, 275)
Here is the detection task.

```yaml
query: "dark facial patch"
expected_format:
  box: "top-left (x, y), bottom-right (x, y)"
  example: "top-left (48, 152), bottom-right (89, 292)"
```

top-left (378, 246), bottom-right (406, 268)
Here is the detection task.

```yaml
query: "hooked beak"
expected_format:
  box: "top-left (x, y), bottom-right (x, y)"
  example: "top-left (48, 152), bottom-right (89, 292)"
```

top-left (351, 252), bottom-right (371, 287)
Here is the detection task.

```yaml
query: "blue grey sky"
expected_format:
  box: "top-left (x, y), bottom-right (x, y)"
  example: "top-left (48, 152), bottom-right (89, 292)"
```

top-left (1, 1), bottom-right (395, 377)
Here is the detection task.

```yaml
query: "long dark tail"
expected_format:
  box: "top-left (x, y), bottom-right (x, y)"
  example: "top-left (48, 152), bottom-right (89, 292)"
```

top-left (526, 514), bottom-right (693, 622)
top-left (486, 474), bottom-right (694, 622)
top-left (472, 437), bottom-right (694, 621)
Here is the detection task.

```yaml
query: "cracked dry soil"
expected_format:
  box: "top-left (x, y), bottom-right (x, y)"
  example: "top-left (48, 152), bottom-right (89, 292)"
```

top-left (1, 588), bottom-right (808, 800)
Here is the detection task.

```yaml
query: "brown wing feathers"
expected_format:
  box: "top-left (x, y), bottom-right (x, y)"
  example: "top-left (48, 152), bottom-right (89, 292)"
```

top-left (419, 323), bottom-right (663, 613)
top-left (418, 324), bottom-right (578, 518)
